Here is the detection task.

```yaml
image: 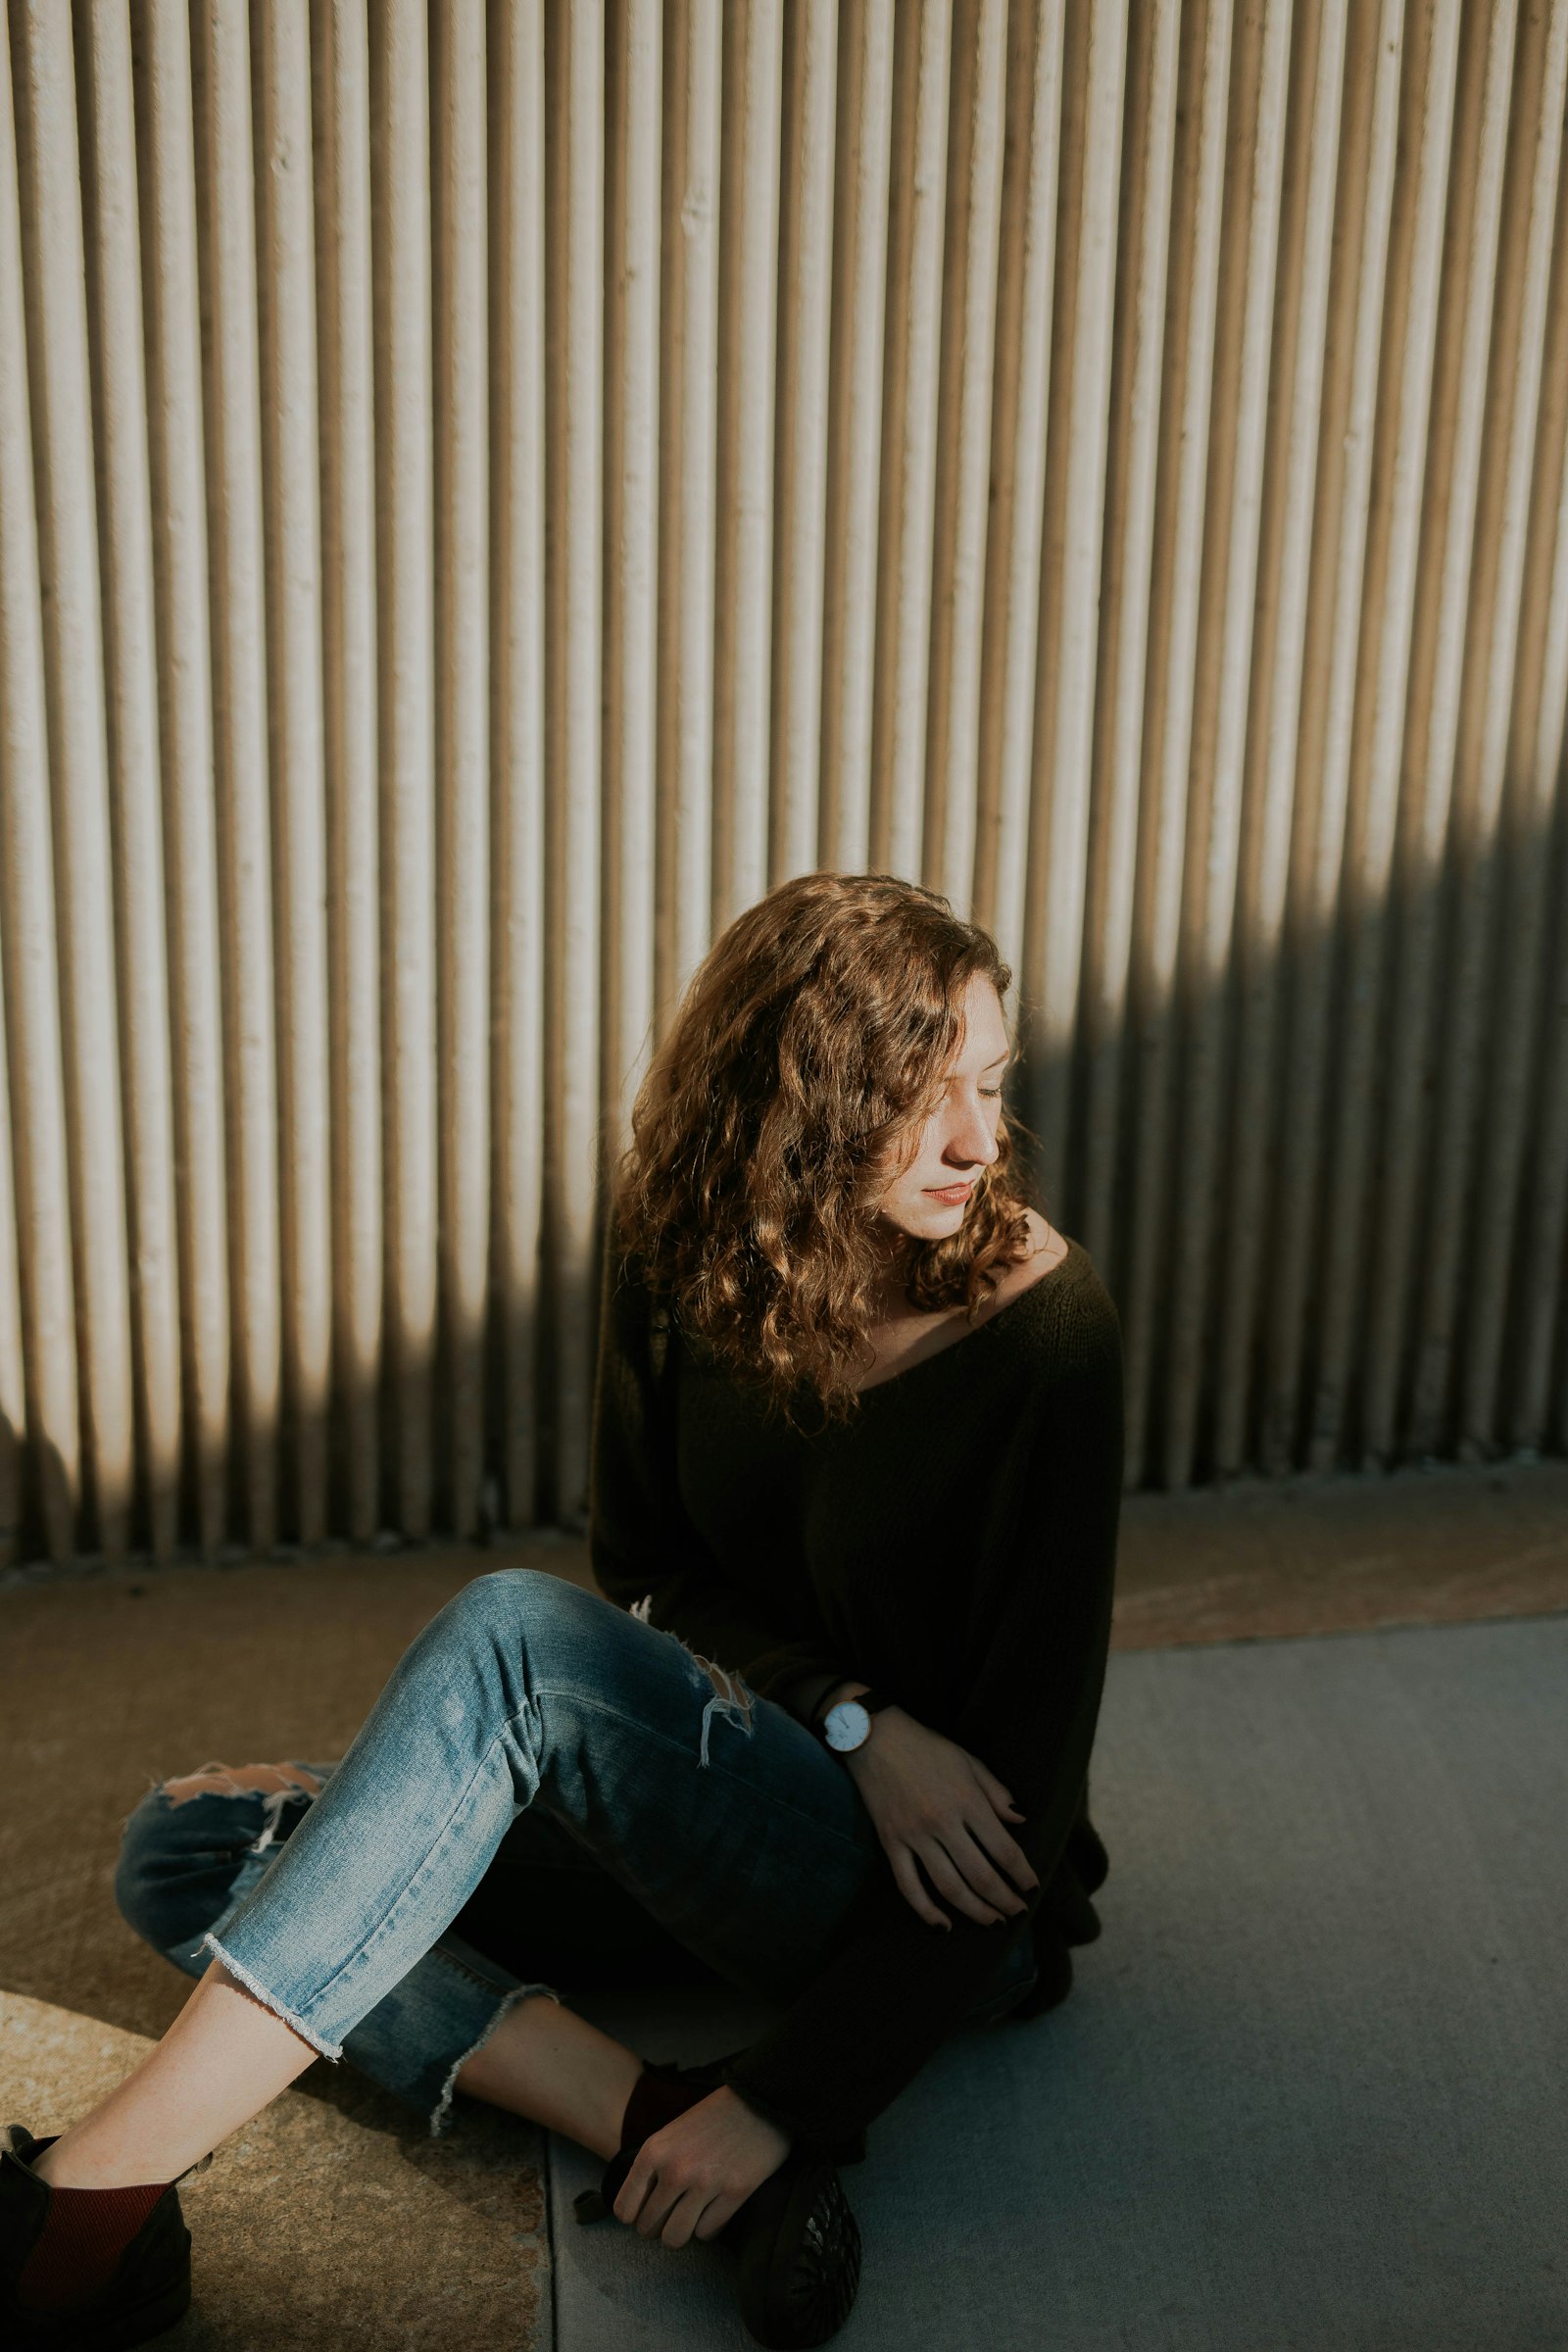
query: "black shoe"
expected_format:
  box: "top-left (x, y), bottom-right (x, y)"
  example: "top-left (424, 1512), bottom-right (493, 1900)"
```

top-left (0, 2127), bottom-right (192, 2351)
top-left (573, 2054), bottom-right (862, 2348)
top-left (720, 2136), bottom-right (861, 2349)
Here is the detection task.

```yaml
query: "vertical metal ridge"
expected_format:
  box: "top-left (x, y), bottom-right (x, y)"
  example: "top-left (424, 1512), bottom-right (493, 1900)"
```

top-left (0, 1), bottom-right (79, 1563)
top-left (869, 0), bottom-right (951, 879)
top-left (137, 0), bottom-right (230, 1557)
top-left (194, 0), bottom-right (280, 1552)
top-left (1362, 0), bottom-right (1515, 1464)
top-left (818, 0), bottom-right (892, 875)
top-left (316, 0), bottom-right (381, 1543)
top-left (922, 0), bottom-right (1006, 916)
top-left (712, 0), bottom-right (783, 930)
top-left (258, 0), bottom-right (332, 1544)
top-left (1509, 98), bottom-right (1568, 1453)
top-left (603, 0), bottom-right (660, 1171)
top-left (1019, 0), bottom-right (1127, 1216)
top-left (1079, 0), bottom-right (1179, 1285)
top-left (974, 0), bottom-right (1065, 972)
top-left (0, 948), bottom-right (24, 1570)
top-left (433, 0), bottom-right (488, 1536)
top-left (546, 0), bottom-right (604, 1520)
top-left (1161, 0), bottom-right (1290, 1493)
top-left (1112, 0), bottom-right (1223, 1492)
top-left (1308, 0), bottom-right (1461, 1477)
top-left (657, 0), bottom-right (720, 1013)
top-left (492, 0), bottom-right (547, 1528)
top-left (372, 0), bottom-right (437, 1537)
top-left (1263, 0), bottom-right (1403, 1480)
top-left (79, 0), bottom-right (182, 1556)
top-left (1214, 0), bottom-right (1348, 1475)
top-left (11, 1), bottom-right (136, 1558)
top-left (769, 0), bottom-right (837, 889)
top-left (1432, 0), bottom-right (1568, 1455)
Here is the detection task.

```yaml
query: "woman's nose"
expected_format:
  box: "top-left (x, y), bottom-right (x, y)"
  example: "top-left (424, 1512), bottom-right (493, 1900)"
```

top-left (946, 1100), bottom-right (999, 1168)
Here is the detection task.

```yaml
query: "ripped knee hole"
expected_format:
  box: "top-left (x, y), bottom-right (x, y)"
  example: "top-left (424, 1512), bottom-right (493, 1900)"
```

top-left (691, 1655), bottom-right (755, 1724)
top-left (162, 1763), bottom-right (324, 1809)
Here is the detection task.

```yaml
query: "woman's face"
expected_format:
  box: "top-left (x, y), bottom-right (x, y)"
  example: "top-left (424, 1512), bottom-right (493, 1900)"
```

top-left (866, 971), bottom-right (1009, 1247)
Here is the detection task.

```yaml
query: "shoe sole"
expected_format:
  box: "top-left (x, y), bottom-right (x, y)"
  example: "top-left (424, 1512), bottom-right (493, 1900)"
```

top-left (726, 2151), bottom-right (862, 2351)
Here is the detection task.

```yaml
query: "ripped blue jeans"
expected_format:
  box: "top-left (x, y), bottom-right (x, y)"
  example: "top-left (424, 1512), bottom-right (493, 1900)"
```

top-left (114, 1569), bottom-right (1038, 2136)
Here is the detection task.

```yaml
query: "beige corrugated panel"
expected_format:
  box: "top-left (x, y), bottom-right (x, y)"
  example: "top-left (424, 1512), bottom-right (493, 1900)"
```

top-left (433, 0), bottom-right (489, 1539)
top-left (375, 0), bottom-right (437, 1540)
top-left (0, 0), bottom-right (75, 1568)
top-left (924, 0), bottom-right (1007, 915)
top-left (194, 2), bottom-right (282, 1554)
top-left (547, 0), bottom-right (604, 1526)
top-left (770, 0), bottom-right (837, 886)
top-left (818, 1), bottom-right (893, 876)
top-left (257, 0), bottom-right (332, 1547)
top-left (137, 0), bottom-right (230, 1560)
top-left (316, 0), bottom-right (381, 1544)
top-left (11, 3), bottom-right (136, 1559)
top-left (872, 2), bottom-right (951, 880)
top-left (713, 0), bottom-right (782, 930)
top-left (1214, 0), bottom-right (1348, 1475)
top-left (2, 0), bottom-right (1566, 1566)
top-left (80, 1), bottom-right (183, 1562)
top-left (492, 1), bottom-right (547, 1530)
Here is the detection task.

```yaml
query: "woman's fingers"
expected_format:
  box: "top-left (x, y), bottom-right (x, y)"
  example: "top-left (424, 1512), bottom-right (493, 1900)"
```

top-left (665, 2184), bottom-right (722, 2249)
top-left (963, 1805), bottom-right (1042, 1896)
top-left (913, 1835), bottom-right (1017, 1927)
top-left (613, 2088), bottom-right (791, 2245)
top-left (883, 1811), bottom-right (1037, 1928)
top-left (889, 1841), bottom-right (952, 1928)
top-left (950, 1824), bottom-right (1037, 1918)
top-left (693, 2189), bottom-right (745, 2243)
top-left (967, 1754), bottom-right (1029, 1826)
top-left (617, 2157), bottom-right (722, 2247)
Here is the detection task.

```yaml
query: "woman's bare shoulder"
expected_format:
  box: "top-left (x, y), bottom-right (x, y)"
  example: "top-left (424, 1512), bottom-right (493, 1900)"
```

top-left (981, 1205), bottom-right (1069, 1315)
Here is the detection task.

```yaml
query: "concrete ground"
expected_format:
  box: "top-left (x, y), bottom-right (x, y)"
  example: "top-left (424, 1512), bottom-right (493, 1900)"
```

top-left (1, 1458), bottom-right (1563, 2348)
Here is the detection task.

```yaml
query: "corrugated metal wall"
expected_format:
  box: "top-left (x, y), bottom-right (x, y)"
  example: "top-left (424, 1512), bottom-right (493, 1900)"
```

top-left (1, 0), bottom-right (1566, 1569)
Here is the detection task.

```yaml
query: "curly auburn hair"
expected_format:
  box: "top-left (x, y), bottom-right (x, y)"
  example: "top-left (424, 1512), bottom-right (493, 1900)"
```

top-left (609, 870), bottom-right (1044, 1429)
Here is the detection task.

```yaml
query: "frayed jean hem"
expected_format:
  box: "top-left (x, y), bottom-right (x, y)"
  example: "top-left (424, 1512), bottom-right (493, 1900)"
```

top-left (428, 1981), bottom-right (563, 2137)
top-left (200, 1931), bottom-right (345, 2063)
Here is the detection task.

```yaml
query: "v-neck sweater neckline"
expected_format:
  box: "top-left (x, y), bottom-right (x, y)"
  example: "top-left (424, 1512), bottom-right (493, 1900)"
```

top-left (850, 1232), bottom-right (1087, 1396)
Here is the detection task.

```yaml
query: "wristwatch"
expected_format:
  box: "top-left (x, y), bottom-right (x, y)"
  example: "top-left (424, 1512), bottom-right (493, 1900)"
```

top-left (811, 1687), bottom-right (893, 1754)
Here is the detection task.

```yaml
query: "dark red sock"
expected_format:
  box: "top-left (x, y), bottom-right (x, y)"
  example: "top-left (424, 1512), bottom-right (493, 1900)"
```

top-left (16, 2168), bottom-right (172, 2314)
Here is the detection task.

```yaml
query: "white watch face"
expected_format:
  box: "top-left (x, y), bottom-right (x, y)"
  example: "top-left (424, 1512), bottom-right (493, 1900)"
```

top-left (825, 1699), bottom-right (870, 1752)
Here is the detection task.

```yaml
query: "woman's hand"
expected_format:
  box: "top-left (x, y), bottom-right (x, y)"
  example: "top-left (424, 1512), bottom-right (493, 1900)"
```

top-left (612, 2083), bottom-right (792, 2248)
top-left (843, 1706), bottom-right (1040, 1930)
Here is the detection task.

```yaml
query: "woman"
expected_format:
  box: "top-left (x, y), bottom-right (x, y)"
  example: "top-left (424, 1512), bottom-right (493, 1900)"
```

top-left (1, 871), bottom-right (1123, 2350)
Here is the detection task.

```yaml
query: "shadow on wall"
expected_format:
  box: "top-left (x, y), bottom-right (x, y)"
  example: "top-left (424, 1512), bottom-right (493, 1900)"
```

top-left (4, 807), bottom-right (1567, 1575)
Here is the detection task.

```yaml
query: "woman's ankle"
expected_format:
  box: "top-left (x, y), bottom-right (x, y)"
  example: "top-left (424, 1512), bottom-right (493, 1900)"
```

top-left (28, 2135), bottom-right (145, 2192)
top-left (453, 1995), bottom-right (645, 2159)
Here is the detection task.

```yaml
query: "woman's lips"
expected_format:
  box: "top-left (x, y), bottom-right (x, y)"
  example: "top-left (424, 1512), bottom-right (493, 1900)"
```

top-left (925, 1184), bottom-right (973, 1201)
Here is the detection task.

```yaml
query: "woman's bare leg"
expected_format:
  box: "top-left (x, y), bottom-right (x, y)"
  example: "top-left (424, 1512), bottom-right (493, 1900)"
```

top-left (29, 1959), bottom-right (645, 2187)
top-left (30, 1960), bottom-right (318, 2188)
top-left (453, 1999), bottom-right (646, 2159)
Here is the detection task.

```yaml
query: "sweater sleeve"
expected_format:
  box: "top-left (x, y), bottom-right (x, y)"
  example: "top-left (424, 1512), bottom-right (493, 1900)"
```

top-left (588, 1227), bottom-right (858, 1707)
top-left (715, 1290), bottom-right (1125, 2158)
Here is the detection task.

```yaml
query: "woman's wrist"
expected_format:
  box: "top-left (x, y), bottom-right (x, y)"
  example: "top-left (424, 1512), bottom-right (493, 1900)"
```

top-left (810, 1678), bottom-right (870, 1730)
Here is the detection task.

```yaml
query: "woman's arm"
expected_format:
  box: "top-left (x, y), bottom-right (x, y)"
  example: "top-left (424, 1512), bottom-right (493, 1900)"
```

top-left (714, 1294), bottom-right (1126, 2156)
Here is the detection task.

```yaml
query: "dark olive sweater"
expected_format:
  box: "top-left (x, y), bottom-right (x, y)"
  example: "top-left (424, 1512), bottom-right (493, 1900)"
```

top-left (587, 1219), bottom-right (1124, 2159)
